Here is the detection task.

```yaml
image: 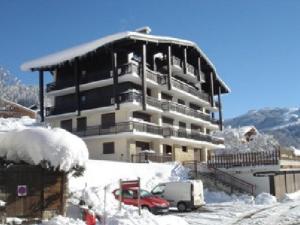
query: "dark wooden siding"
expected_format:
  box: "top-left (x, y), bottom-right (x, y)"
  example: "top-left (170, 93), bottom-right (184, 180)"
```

top-left (0, 164), bottom-right (67, 219)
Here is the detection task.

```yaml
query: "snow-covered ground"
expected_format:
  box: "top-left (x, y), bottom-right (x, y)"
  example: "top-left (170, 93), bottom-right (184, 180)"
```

top-left (1, 117), bottom-right (300, 225)
top-left (66, 160), bottom-right (300, 225)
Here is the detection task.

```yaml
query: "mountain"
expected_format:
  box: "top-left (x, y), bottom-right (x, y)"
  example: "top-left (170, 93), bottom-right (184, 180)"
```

top-left (225, 107), bottom-right (300, 149)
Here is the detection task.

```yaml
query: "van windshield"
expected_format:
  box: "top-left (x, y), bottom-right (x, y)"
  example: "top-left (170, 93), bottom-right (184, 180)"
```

top-left (152, 184), bottom-right (165, 195)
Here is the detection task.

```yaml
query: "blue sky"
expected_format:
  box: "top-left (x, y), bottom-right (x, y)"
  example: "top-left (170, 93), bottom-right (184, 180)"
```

top-left (0, 1), bottom-right (299, 119)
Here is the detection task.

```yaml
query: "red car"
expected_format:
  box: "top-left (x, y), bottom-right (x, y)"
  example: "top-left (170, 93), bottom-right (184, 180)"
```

top-left (113, 188), bottom-right (169, 214)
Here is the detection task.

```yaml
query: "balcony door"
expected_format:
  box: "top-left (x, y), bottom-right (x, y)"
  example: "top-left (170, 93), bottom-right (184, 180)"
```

top-left (61, 119), bottom-right (72, 132)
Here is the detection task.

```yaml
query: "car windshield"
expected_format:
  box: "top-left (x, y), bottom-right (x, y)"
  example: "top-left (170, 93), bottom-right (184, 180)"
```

top-left (140, 190), bottom-right (153, 198)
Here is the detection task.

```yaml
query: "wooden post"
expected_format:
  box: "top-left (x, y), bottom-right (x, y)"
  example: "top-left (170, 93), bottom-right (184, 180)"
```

top-left (183, 47), bottom-right (187, 74)
top-left (218, 86), bottom-right (223, 130)
top-left (138, 177), bottom-right (141, 215)
top-left (39, 70), bottom-right (44, 122)
top-left (74, 58), bottom-right (81, 116)
top-left (119, 179), bottom-right (122, 211)
top-left (141, 43), bottom-right (147, 110)
top-left (167, 45), bottom-right (172, 90)
top-left (112, 51), bottom-right (119, 110)
top-left (197, 57), bottom-right (202, 83)
top-left (209, 71), bottom-right (215, 107)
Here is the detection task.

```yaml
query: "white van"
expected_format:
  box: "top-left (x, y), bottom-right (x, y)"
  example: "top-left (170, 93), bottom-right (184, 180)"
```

top-left (151, 180), bottom-right (205, 212)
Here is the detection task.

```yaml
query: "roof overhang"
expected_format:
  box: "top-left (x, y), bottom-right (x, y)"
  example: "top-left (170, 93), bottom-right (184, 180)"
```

top-left (21, 30), bottom-right (231, 93)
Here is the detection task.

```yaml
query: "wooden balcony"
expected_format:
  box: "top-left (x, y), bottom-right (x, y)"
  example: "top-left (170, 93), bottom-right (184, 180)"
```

top-left (46, 63), bottom-right (138, 92)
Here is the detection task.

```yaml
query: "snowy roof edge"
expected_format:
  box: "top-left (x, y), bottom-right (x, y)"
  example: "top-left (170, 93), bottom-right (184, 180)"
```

top-left (21, 30), bottom-right (230, 92)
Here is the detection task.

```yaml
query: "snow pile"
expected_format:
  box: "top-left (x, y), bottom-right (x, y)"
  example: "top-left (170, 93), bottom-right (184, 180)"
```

top-left (0, 200), bottom-right (5, 207)
top-left (215, 126), bottom-right (280, 154)
top-left (204, 189), bottom-right (254, 204)
top-left (0, 127), bottom-right (88, 171)
top-left (0, 116), bottom-right (37, 132)
top-left (290, 146), bottom-right (300, 156)
top-left (255, 193), bottom-right (277, 205)
top-left (42, 215), bottom-right (85, 225)
top-left (283, 190), bottom-right (300, 202)
top-left (68, 160), bottom-right (189, 225)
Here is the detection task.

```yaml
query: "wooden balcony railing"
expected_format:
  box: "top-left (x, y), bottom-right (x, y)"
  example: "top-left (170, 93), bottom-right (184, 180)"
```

top-left (46, 63), bottom-right (138, 92)
top-left (207, 150), bottom-right (281, 168)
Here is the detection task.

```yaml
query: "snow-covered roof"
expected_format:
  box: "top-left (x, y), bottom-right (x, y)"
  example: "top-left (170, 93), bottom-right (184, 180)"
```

top-left (0, 97), bottom-right (36, 114)
top-left (0, 118), bottom-right (88, 171)
top-left (238, 126), bottom-right (258, 136)
top-left (21, 29), bottom-right (230, 92)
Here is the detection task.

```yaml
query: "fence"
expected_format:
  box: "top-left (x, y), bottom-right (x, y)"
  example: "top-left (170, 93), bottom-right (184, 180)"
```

top-left (207, 150), bottom-right (281, 168)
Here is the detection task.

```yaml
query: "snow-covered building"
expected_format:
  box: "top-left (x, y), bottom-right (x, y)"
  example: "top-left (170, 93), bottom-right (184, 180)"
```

top-left (21, 27), bottom-right (230, 162)
top-left (0, 98), bottom-right (36, 119)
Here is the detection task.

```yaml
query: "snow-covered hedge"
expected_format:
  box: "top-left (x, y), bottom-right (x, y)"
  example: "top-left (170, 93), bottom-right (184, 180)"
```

top-left (0, 127), bottom-right (88, 172)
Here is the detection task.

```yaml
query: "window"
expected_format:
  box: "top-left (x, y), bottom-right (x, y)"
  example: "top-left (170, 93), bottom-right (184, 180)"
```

top-left (182, 146), bottom-right (187, 152)
top-left (77, 117), bottom-right (87, 132)
top-left (103, 142), bottom-right (115, 154)
top-left (161, 92), bottom-right (173, 101)
top-left (81, 95), bottom-right (86, 103)
top-left (60, 119), bottom-right (72, 132)
top-left (177, 99), bottom-right (185, 105)
top-left (101, 113), bottom-right (115, 128)
top-left (162, 116), bottom-right (173, 125)
top-left (133, 111), bottom-right (151, 122)
top-left (152, 184), bottom-right (166, 195)
top-left (136, 141), bottom-right (150, 151)
top-left (179, 122), bottom-right (186, 129)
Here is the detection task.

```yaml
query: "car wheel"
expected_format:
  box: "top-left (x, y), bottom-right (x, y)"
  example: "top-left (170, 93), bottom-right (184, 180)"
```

top-left (177, 202), bottom-right (187, 212)
top-left (142, 205), bottom-right (151, 212)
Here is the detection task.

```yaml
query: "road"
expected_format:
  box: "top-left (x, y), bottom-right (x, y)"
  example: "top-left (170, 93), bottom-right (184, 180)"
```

top-left (173, 200), bottom-right (300, 225)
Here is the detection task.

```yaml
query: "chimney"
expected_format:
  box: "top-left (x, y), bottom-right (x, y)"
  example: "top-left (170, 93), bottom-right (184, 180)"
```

top-left (135, 26), bottom-right (151, 34)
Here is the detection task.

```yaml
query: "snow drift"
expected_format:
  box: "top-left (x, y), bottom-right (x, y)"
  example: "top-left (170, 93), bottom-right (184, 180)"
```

top-left (0, 127), bottom-right (88, 172)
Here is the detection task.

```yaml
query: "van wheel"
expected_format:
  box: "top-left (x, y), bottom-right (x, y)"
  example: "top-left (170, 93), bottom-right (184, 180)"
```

top-left (177, 202), bottom-right (187, 212)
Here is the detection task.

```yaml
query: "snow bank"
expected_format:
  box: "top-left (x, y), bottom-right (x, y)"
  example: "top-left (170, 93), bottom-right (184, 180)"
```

top-left (0, 116), bottom-right (37, 132)
top-left (42, 215), bottom-right (85, 225)
top-left (255, 193), bottom-right (277, 205)
top-left (68, 160), bottom-right (189, 225)
top-left (283, 190), bottom-right (300, 202)
top-left (204, 189), bottom-right (254, 204)
top-left (0, 127), bottom-right (88, 171)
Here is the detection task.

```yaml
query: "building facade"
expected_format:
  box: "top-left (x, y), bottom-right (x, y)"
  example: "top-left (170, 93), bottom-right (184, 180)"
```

top-left (21, 28), bottom-right (230, 162)
top-left (0, 98), bottom-right (36, 119)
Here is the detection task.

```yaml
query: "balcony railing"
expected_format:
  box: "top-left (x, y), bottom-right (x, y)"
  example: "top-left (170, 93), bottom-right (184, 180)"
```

top-left (118, 91), bottom-right (162, 109)
top-left (162, 127), bottom-right (224, 145)
top-left (73, 121), bottom-right (163, 137)
top-left (171, 78), bottom-right (210, 102)
top-left (161, 101), bottom-right (218, 124)
top-left (131, 153), bottom-right (173, 163)
top-left (46, 63), bottom-right (139, 92)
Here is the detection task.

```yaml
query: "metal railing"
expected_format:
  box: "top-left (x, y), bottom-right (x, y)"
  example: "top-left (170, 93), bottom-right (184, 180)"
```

top-left (162, 127), bottom-right (224, 145)
top-left (118, 91), bottom-right (162, 109)
top-left (207, 150), bottom-right (280, 168)
top-left (73, 121), bottom-right (163, 137)
top-left (161, 101), bottom-right (218, 124)
top-left (211, 167), bottom-right (255, 195)
top-left (131, 153), bottom-right (173, 163)
top-left (171, 78), bottom-right (210, 102)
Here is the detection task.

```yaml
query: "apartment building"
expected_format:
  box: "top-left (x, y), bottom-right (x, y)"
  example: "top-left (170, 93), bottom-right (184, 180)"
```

top-left (21, 27), bottom-right (230, 162)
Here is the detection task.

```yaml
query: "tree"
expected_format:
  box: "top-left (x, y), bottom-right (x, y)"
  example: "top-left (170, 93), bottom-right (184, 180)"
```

top-left (0, 66), bottom-right (39, 107)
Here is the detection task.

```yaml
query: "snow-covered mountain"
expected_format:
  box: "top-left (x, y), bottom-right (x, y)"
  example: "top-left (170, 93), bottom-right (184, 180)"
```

top-left (225, 107), bottom-right (300, 149)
